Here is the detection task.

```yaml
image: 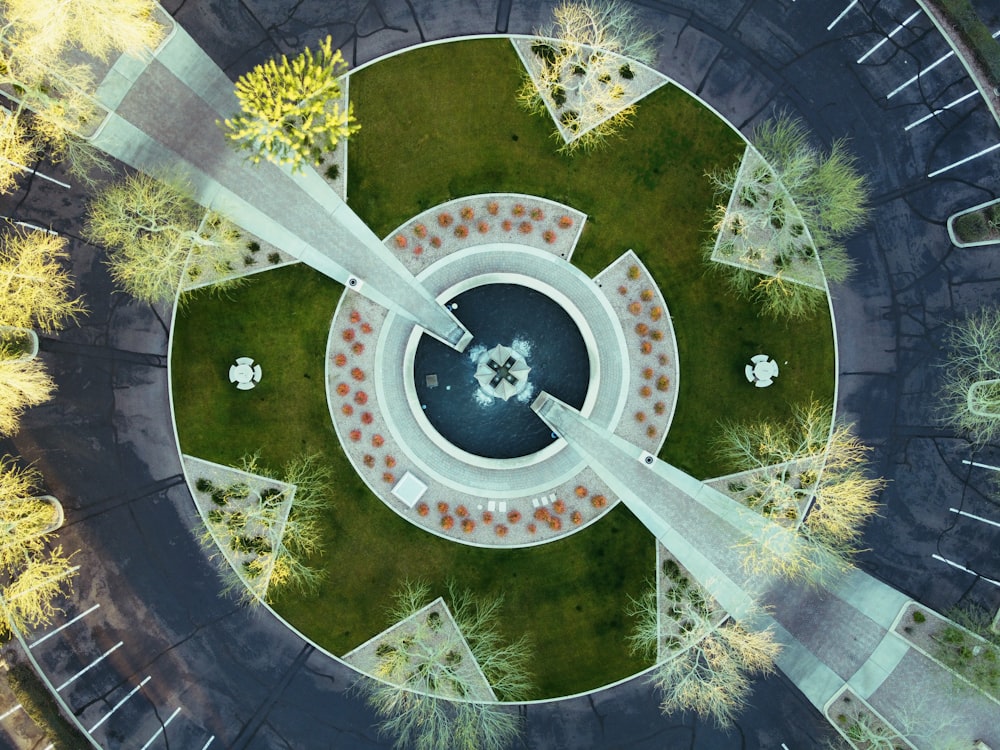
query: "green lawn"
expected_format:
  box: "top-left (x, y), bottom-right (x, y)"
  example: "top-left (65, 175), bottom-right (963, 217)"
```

top-left (171, 38), bottom-right (835, 699)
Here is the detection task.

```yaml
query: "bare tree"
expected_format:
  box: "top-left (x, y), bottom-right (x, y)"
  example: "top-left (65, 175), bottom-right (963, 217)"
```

top-left (0, 227), bottom-right (85, 331)
top-left (0, 347), bottom-right (55, 437)
top-left (223, 36), bottom-right (359, 172)
top-left (938, 307), bottom-right (1000, 444)
top-left (517, 0), bottom-right (657, 154)
top-left (716, 400), bottom-right (885, 584)
top-left (1, 545), bottom-right (77, 637)
top-left (628, 577), bottom-right (779, 728)
top-left (84, 172), bottom-right (245, 304)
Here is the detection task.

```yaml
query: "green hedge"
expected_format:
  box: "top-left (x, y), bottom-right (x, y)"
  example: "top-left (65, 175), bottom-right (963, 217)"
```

top-left (933, 0), bottom-right (1000, 87)
top-left (6, 664), bottom-right (90, 749)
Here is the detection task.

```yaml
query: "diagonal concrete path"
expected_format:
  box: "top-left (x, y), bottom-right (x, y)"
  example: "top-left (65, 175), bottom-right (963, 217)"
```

top-left (86, 18), bottom-right (471, 351)
top-left (532, 390), bottom-right (1000, 746)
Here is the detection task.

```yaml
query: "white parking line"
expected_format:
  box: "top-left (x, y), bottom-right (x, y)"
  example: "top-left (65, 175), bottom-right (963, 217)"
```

top-left (857, 9), bottom-right (922, 63)
top-left (55, 641), bottom-right (123, 692)
top-left (0, 704), bottom-right (22, 721)
top-left (88, 676), bottom-right (151, 733)
top-left (904, 89), bottom-right (979, 130)
top-left (29, 604), bottom-right (100, 649)
top-left (200, 736), bottom-right (215, 749)
top-left (0, 158), bottom-right (72, 189)
top-left (0, 218), bottom-right (60, 236)
top-left (932, 554), bottom-right (1000, 588)
top-left (962, 459), bottom-right (1000, 472)
top-left (828, 0), bottom-right (859, 31)
top-left (928, 142), bottom-right (1000, 177)
top-left (138, 706), bottom-right (182, 750)
top-left (949, 507), bottom-right (1000, 529)
top-left (887, 49), bottom-right (955, 98)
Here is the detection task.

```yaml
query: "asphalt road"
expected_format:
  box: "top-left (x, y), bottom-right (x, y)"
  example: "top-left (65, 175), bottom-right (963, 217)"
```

top-left (1, 1), bottom-right (998, 748)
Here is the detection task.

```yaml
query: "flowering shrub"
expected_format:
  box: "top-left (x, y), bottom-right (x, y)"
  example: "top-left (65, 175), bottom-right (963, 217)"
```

top-left (507, 510), bottom-right (522, 524)
top-left (413, 245), bottom-right (423, 256)
top-left (462, 518), bottom-right (475, 533)
top-left (487, 201), bottom-right (499, 215)
top-left (495, 524), bottom-right (509, 537)
top-left (542, 230), bottom-right (556, 244)
top-left (438, 212), bottom-right (453, 227)
top-left (628, 302), bottom-right (642, 315)
top-left (571, 511), bottom-right (583, 525)
top-left (650, 306), bottom-right (663, 321)
top-left (512, 203), bottom-right (526, 217)
top-left (548, 516), bottom-right (562, 531)
top-left (635, 323), bottom-right (649, 336)
top-left (441, 515), bottom-right (455, 530)
top-left (640, 289), bottom-right (654, 302)
top-left (658, 354), bottom-right (669, 366)
top-left (414, 223), bottom-right (428, 239)
top-left (417, 502), bottom-right (429, 516)
top-left (627, 264), bottom-right (640, 280)
top-left (640, 341), bottom-right (653, 354)
top-left (575, 485), bottom-right (587, 497)
top-left (530, 207), bottom-right (544, 221)
top-left (363, 454), bottom-right (375, 468)
top-left (341, 404), bottom-right (353, 416)
top-left (591, 494), bottom-right (607, 508)
top-left (430, 236), bottom-right (442, 248)
top-left (460, 206), bottom-right (475, 221)
top-left (646, 425), bottom-right (658, 438)
top-left (371, 433), bottom-right (384, 447)
top-left (352, 342), bottom-right (365, 355)
top-left (478, 221), bottom-right (489, 234)
top-left (351, 367), bottom-right (365, 381)
top-left (642, 367), bottom-right (654, 379)
top-left (361, 411), bottom-right (373, 424)
top-left (355, 391), bottom-right (369, 405)
top-left (394, 234), bottom-right (408, 249)
top-left (336, 383), bottom-right (349, 396)
top-left (656, 375), bottom-right (670, 391)
top-left (456, 505), bottom-right (469, 517)
top-left (650, 329), bottom-right (663, 341)
top-left (360, 322), bottom-right (372, 334)
top-left (454, 225), bottom-right (469, 238)
top-left (639, 385), bottom-right (652, 398)
top-left (518, 221), bottom-right (533, 234)
top-left (534, 507), bottom-right (550, 521)
top-left (333, 353), bottom-right (347, 367)
top-left (383, 472), bottom-right (395, 484)
top-left (385, 455), bottom-right (396, 468)
top-left (635, 411), bottom-right (646, 422)
top-left (349, 429), bottom-right (361, 442)
top-left (654, 401), bottom-right (666, 415)
top-left (342, 328), bottom-right (355, 341)
top-left (558, 215), bottom-right (573, 229)
top-left (502, 220), bottom-right (512, 232)
top-left (618, 285), bottom-right (628, 296)
top-left (438, 501), bottom-right (449, 513)
top-left (350, 311), bottom-right (361, 324)
top-left (482, 511), bottom-right (493, 524)
top-left (553, 498), bottom-right (566, 514)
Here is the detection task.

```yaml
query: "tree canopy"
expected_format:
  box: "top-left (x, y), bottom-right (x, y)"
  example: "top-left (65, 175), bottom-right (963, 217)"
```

top-left (0, 228), bottom-right (85, 332)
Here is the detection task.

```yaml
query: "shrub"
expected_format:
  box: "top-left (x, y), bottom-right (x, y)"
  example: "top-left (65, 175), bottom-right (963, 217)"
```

top-left (351, 367), bottom-right (365, 381)
top-left (618, 285), bottom-right (628, 295)
top-left (383, 472), bottom-right (395, 484)
top-left (955, 211), bottom-right (989, 242)
top-left (635, 323), bottom-right (649, 336)
top-left (654, 401), bottom-right (666, 415)
top-left (549, 516), bottom-right (562, 531)
top-left (350, 310), bottom-right (362, 323)
top-left (658, 354), bottom-right (669, 366)
top-left (571, 511), bottom-right (583, 525)
top-left (482, 511), bottom-right (493, 524)
top-left (912, 610), bottom-right (926, 623)
top-left (642, 367), bottom-right (654, 379)
top-left (360, 322), bottom-right (372, 334)
top-left (430, 236), bottom-right (442, 248)
top-left (650, 329), bottom-right (664, 341)
top-left (640, 289), bottom-right (654, 301)
top-left (247, 241), bottom-right (261, 253)
top-left (507, 510), bottom-right (522, 523)
top-left (646, 425), bottom-right (657, 438)
top-left (413, 223), bottom-right (428, 239)
top-left (639, 385), bottom-right (652, 397)
top-left (558, 215), bottom-right (573, 228)
top-left (460, 206), bottom-right (475, 221)
top-left (575, 485), bottom-right (587, 497)
top-left (495, 524), bottom-right (509, 537)
top-left (441, 515), bottom-right (455, 530)
top-left (530, 207), bottom-right (544, 221)
top-left (325, 164), bottom-right (340, 180)
top-left (454, 225), bottom-right (469, 238)
top-left (456, 505), bottom-right (469, 517)
top-left (394, 234), bottom-right (408, 248)
top-left (195, 477), bottom-right (214, 493)
top-left (656, 375), bottom-right (670, 391)
top-left (487, 201), bottom-right (500, 215)
top-left (333, 353), bottom-right (347, 367)
top-left (268, 252), bottom-right (281, 264)
top-left (591, 494), bottom-right (607, 508)
top-left (336, 383), bottom-right (350, 396)
top-left (371, 433), bottom-right (384, 447)
top-left (438, 212), bottom-right (454, 227)
top-left (478, 221), bottom-right (490, 234)
top-left (512, 203), bottom-right (526, 217)
top-left (438, 501), bottom-right (449, 513)
top-left (349, 429), bottom-right (361, 441)
top-left (462, 518), bottom-right (475, 533)
top-left (361, 411), bottom-right (373, 424)
top-left (628, 302), bottom-right (642, 315)
top-left (527, 523), bottom-right (536, 534)
top-left (352, 342), bottom-right (365, 354)
top-left (341, 404), bottom-right (354, 416)
top-left (413, 245), bottom-right (423, 256)
top-left (635, 411), bottom-right (646, 422)
top-left (640, 341), bottom-right (653, 354)
top-left (342, 328), bottom-right (355, 341)
top-left (518, 221), bottom-right (533, 234)
top-left (385, 455), bottom-right (396, 468)
top-left (502, 220), bottom-right (513, 232)
top-left (553, 498), bottom-right (566, 514)
top-left (534, 507), bottom-right (550, 521)
top-left (355, 391), bottom-right (369, 405)
top-left (650, 306), bottom-right (663, 321)
top-left (627, 264), bottom-right (640, 280)
top-left (363, 454), bottom-right (375, 468)
top-left (543, 230), bottom-right (556, 243)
